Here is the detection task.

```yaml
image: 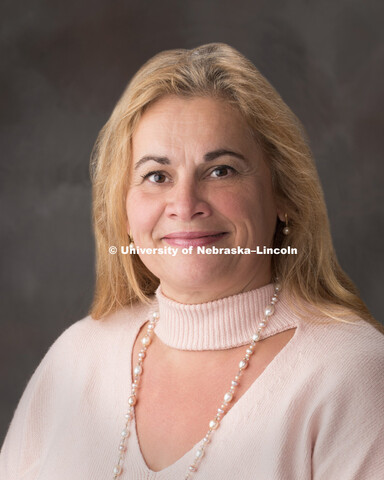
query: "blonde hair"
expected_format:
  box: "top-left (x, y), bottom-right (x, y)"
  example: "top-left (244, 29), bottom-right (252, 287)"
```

top-left (90, 42), bottom-right (382, 332)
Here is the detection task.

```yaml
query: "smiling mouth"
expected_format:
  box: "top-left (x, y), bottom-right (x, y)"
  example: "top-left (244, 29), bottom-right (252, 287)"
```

top-left (162, 231), bottom-right (228, 247)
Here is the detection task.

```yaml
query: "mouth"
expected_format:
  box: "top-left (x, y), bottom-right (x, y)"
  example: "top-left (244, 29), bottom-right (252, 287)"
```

top-left (162, 231), bottom-right (228, 247)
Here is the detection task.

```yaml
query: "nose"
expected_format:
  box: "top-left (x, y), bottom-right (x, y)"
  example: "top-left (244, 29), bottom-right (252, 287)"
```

top-left (164, 177), bottom-right (212, 221)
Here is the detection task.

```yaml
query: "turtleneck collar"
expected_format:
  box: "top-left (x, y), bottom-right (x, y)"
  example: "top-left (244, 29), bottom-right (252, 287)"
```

top-left (154, 283), bottom-right (298, 351)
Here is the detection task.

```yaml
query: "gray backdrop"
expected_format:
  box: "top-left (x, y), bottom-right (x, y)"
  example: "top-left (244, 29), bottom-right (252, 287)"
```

top-left (1, 0), bottom-right (383, 443)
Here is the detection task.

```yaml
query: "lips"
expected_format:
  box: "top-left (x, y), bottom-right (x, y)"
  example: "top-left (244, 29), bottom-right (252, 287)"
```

top-left (162, 231), bottom-right (228, 247)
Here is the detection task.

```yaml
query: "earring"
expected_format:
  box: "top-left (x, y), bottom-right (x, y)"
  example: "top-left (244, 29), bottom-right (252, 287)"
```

top-left (283, 213), bottom-right (290, 235)
top-left (128, 232), bottom-right (135, 247)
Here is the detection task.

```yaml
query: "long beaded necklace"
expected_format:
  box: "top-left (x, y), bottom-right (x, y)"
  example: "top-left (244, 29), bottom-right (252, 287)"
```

top-left (112, 283), bottom-right (281, 479)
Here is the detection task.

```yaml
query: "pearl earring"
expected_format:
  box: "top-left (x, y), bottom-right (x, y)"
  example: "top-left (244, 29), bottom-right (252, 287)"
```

top-left (128, 232), bottom-right (135, 247)
top-left (283, 214), bottom-right (290, 235)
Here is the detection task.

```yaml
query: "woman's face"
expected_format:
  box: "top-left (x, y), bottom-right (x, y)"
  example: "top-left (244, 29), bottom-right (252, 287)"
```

top-left (127, 95), bottom-right (283, 303)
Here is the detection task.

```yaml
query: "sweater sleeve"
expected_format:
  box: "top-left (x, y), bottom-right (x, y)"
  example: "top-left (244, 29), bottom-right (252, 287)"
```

top-left (312, 336), bottom-right (384, 480)
top-left (0, 320), bottom-right (89, 480)
top-left (0, 358), bottom-right (48, 479)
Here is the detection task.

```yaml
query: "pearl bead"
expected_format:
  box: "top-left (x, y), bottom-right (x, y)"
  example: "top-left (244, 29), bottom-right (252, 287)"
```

top-left (274, 283), bottom-right (281, 292)
top-left (231, 380), bottom-right (239, 386)
top-left (141, 335), bottom-right (151, 346)
top-left (246, 348), bottom-right (253, 355)
top-left (152, 311), bottom-right (159, 319)
top-left (113, 465), bottom-right (122, 475)
top-left (196, 448), bottom-right (204, 458)
top-left (283, 226), bottom-right (290, 235)
top-left (138, 352), bottom-right (145, 359)
top-left (133, 365), bottom-right (142, 376)
top-left (259, 321), bottom-right (266, 328)
top-left (118, 444), bottom-right (126, 452)
top-left (224, 391), bottom-right (233, 402)
top-left (189, 465), bottom-right (197, 472)
top-left (239, 359), bottom-right (248, 369)
top-left (121, 428), bottom-right (129, 438)
top-left (147, 324), bottom-right (154, 330)
top-left (264, 304), bottom-right (275, 316)
top-left (209, 419), bottom-right (219, 429)
top-left (128, 396), bottom-right (136, 406)
top-left (252, 333), bottom-right (260, 342)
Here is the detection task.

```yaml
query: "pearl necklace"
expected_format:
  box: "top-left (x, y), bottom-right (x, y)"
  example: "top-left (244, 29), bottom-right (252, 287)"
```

top-left (112, 283), bottom-right (281, 479)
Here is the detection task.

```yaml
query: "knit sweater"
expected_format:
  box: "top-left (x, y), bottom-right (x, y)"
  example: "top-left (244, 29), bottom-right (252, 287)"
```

top-left (1, 283), bottom-right (384, 479)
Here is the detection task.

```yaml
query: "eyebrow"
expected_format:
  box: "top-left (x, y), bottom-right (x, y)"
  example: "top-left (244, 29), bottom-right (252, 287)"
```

top-left (204, 149), bottom-right (246, 162)
top-left (134, 149), bottom-right (246, 170)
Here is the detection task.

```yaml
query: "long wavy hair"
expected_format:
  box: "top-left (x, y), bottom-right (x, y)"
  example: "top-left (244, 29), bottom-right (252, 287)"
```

top-left (89, 42), bottom-right (381, 332)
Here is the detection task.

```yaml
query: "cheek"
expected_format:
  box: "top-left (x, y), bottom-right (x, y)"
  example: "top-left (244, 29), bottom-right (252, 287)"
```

top-left (215, 184), bottom-right (276, 234)
top-left (126, 190), bottom-right (164, 241)
top-left (213, 187), bottom-right (261, 218)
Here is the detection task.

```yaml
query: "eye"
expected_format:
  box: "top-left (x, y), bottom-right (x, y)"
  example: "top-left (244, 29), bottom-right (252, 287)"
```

top-left (141, 171), bottom-right (169, 184)
top-left (209, 165), bottom-right (236, 178)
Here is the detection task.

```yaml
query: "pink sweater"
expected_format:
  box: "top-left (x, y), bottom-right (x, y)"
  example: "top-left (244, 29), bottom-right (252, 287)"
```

top-left (1, 284), bottom-right (384, 479)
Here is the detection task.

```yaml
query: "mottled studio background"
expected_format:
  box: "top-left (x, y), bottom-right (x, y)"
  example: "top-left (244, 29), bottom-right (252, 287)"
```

top-left (1, 0), bottom-right (383, 443)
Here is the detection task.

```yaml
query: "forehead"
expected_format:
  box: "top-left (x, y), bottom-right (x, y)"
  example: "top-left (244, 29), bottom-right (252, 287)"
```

top-left (132, 95), bottom-right (257, 154)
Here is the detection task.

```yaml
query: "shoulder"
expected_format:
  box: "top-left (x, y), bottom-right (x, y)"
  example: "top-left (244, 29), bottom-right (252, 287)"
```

top-left (42, 299), bottom-right (155, 367)
top-left (279, 292), bottom-right (384, 367)
top-left (300, 314), bottom-right (384, 363)
top-left (11, 299), bottom-right (155, 411)
top-left (295, 314), bottom-right (384, 399)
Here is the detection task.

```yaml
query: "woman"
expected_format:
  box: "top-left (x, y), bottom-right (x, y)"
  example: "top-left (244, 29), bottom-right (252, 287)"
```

top-left (1, 43), bottom-right (383, 479)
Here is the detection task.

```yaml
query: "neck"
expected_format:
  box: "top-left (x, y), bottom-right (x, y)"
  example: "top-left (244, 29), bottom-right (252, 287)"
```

top-left (154, 282), bottom-right (297, 351)
top-left (160, 273), bottom-right (273, 304)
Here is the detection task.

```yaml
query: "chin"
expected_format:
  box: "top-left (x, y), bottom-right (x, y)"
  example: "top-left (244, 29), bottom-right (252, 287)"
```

top-left (160, 256), bottom-right (234, 291)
